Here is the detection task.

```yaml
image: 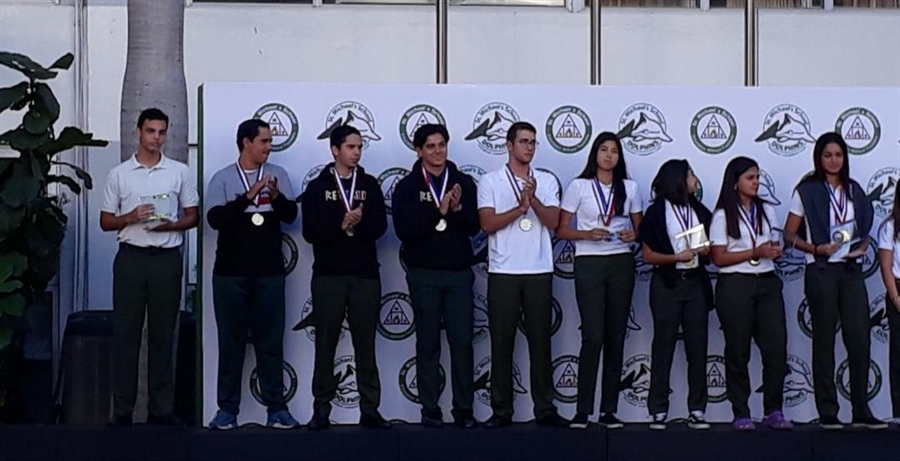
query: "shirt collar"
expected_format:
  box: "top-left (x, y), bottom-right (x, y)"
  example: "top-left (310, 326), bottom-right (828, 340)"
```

top-left (130, 153), bottom-right (168, 170)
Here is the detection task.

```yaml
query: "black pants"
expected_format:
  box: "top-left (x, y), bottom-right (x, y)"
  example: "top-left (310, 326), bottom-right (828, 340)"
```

top-left (887, 279), bottom-right (900, 418)
top-left (715, 272), bottom-right (787, 418)
top-left (805, 263), bottom-right (872, 419)
top-left (648, 271), bottom-right (709, 416)
top-left (406, 268), bottom-right (475, 416)
top-left (487, 273), bottom-right (557, 419)
top-left (111, 244), bottom-right (182, 419)
top-left (212, 274), bottom-right (287, 415)
top-left (573, 254), bottom-right (634, 415)
top-left (310, 275), bottom-right (382, 417)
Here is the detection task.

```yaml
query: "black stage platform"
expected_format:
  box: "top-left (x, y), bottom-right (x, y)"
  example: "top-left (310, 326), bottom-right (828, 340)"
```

top-left (2, 422), bottom-right (897, 461)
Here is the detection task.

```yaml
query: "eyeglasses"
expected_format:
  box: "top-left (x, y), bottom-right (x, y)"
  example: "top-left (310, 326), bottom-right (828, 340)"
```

top-left (516, 139), bottom-right (539, 148)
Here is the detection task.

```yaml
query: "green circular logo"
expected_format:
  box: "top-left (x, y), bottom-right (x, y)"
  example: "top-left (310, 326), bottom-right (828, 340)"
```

top-left (253, 103), bottom-right (299, 152)
top-left (835, 359), bottom-right (882, 402)
top-left (250, 360), bottom-right (298, 405)
top-left (551, 355), bottom-right (579, 404)
top-left (690, 106), bottom-right (737, 155)
top-left (398, 357), bottom-right (446, 404)
top-left (399, 104), bottom-right (446, 151)
top-left (377, 292), bottom-right (415, 340)
top-left (377, 167), bottom-right (411, 215)
top-left (835, 107), bottom-right (880, 155)
top-left (545, 105), bottom-right (592, 154)
top-left (706, 355), bottom-right (727, 403)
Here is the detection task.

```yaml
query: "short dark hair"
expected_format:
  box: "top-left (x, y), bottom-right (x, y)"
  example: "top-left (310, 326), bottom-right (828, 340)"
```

top-left (236, 119), bottom-right (270, 151)
top-left (412, 124), bottom-right (449, 149)
top-left (137, 108), bottom-right (168, 129)
top-left (330, 125), bottom-right (361, 149)
top-left (506, 121), bottom-right (536, 143)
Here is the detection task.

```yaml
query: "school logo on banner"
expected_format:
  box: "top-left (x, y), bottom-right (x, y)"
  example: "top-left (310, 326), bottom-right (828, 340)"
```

top-left (861, 244), bottom-right (879, 279)
top-left (835, 108), bottom-right (880, 155)
top-left (377, 292), bottom-right (415, 340)
top-left (620, 354), bottom-right (653, 407)
top-left (332, 355), bottom-right (360, 408)
top-left (545, 105), bottom-right (592, 154)
top-left (301, 163), bottom-right (328, 195)
top-left (282, 232), bottom-right (298, 275)
top-left (250, 360), bottom-right (299, 405)
top-left (616, 103), bottom-right (672, 156)
top-left (706, 355), bottom-right (727, 403)
top-left (797, 298), bottom-right (841, 339)
top-left (867, 167), bottom-right (900, 218)
top-left (317, 101), bottom-right (381, 148)
top-left (779, 354), bottom-right (814, 408)
top-left (869, 293), bottom-right (889, 344)
top-left (377, 167), bottom-right (411, 214)
top-left (552, 355), bottom-right (579, 404)
top-left (253, 103), bottom-right (299, 152)
top-left (475, 356), bottom-right (527, 406)
top-left (631, 244), bottom-right (653, 281)
top-left (552, 238), bottom-right (575, 279)
top-left (400, 104), bottom-right (447, 151)
top-left (758, 169), bottom-right (782, 206)
top-left (775, 247), bottom-right (806, 281)
top-left (625, 305), bottom-right (642, 339)
top-left (836, 359), bottom-right (882, 403)
top-left (517, 297), bottom-right (563, 337)
top-left (399, 357), bottom-right (446, 404)
top-left (459, 164), bottom-right (487, 183)
top-left (755, 104), bottom-right (815, 157)
top-left (465, 102), bottom-right (520, 155)
top-left (473, 291), bottom-right (490, 343)
top-left (690, 106), bottom-right (737, 155)
top-left (471, 231), bottom-right (489, 279)
top-left (535, 167), bottom-right (563, 202)
top-left (293, 297), bottom-right (349, 342)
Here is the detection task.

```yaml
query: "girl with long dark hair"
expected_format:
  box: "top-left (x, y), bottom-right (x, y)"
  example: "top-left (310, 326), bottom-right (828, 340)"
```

top-left (710, 156), bottom-right (791, 431)
top-left (877, 178), bottom-right (900, 425)
top-left (638, 159), bottom-right (714, 431)
top-left (556, 132), bottom-right (643, 429)
top-left (783, 132), bottom-right (886, 429)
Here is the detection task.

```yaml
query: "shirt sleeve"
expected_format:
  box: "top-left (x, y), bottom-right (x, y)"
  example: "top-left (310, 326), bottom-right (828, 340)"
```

top-left (560, 180), bottom-right (581, 214)
top-left (539, 172), bottom-right (561, 208)
top-left (879, 219), bottom-right (895, 250)
top-left (477, 175), bottom-right (495, 210)
top-left (277, 167), bottom-right (296, 201)
top-left (709, 209), bottom-right (727, 246)
top-left (179, 165), bottom-right (200, 208)
top-left (628, 181), bottom-right (644, 214)
top-left (100, 168), bottom-right (120, 215)
top-left (789, 190), bottom-right (805, 217)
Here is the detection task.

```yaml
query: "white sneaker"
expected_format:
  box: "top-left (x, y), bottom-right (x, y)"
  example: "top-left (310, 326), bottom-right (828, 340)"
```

top-left (649, 413), bottom-right (667, 430)
top-left (687, 412), bottom-right (710, 430)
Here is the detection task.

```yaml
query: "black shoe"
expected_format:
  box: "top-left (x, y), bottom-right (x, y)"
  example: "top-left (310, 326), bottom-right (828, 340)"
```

top-left (484, 414), bottom-right (512, 428)
top-left (598, 413), bottom-right (624, 429)
top-left (569, 413), bottom-right (589, 429)
top-left (536, 412), bottom-right (569, 427)
top-left (147, 414), bottom-right (183, 426)
top-left (819, 416), bottom-right (843, 430)
top-left (106, 414), bottom-right (132, 428)
top-left (307, 414), bottom-right (331, 431)
top-left (421, 410), bottom-right (444, 428)
top-left (851, 417), bottom-right (888, 430)
top-left (360, 412), bottom-right (392, 429)
top-left (451, 409), bottom-right (477, 429)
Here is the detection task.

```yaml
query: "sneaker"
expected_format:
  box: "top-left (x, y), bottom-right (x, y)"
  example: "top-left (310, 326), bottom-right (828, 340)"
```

top-left (851, 416), bottom-right (888, 430)
top-left (421, 411), bottom-right (444, 429)
top-left (887, 417), bottom-right (900, 426)
top-left (649, 413), bottom-right (667, 431)
top-left (360, 412), bottom-right (392, 429)
top-left (760, 410), bottom-right (794, 430)
top-left (451, 409), bottom-right (477, 429)
top-left (208, 410), bottom-right (238, 431)
top-left (687, 412), bottom-right (710, 430)
top-left (598, 413), bottom-right (624, 429)
top-left (266, 410), bottom-right (300, 429)
top-left (535, 412), bottom-right (569, 427)
top-left (307, 413), bottom-right (331, 431)
top-left (484, 414), bottom-right (512, 428)
top-left (569, 413), bottom-right (589, 430)
top-left (819, 415), bottom-right (843, 430)
top-left (732, 417), bottom-right (756, 431)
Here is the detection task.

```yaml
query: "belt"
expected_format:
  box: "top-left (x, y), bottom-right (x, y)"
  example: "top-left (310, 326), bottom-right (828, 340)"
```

top-left (719, 271), bottom-right (776, 279)
top-left (675, 269), bottom-right (703, 280)
top-left (119, 242), bottom-right (179, 254)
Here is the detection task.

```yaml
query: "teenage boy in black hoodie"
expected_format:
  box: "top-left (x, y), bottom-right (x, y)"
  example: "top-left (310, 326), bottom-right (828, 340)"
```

top-left (301, 125), bottom-right (390, 430)
top-left (392, 124), bottom-right (480, 428)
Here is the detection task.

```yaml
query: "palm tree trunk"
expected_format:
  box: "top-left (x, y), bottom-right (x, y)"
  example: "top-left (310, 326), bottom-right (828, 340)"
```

top-left (119, 0), bottom-right (187, 423)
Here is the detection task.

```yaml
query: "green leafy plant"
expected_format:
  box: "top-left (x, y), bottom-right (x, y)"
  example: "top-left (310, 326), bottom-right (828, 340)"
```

top-left (0, 51), bottom-right (108, 407)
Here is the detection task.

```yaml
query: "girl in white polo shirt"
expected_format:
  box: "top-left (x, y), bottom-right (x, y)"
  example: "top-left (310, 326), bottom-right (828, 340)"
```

top-left (709, 156), bottom-right (792, 432)
top-left (556, 132), bottom-right (643, 430)
top-left (877, 179), bottom-right (900, 425)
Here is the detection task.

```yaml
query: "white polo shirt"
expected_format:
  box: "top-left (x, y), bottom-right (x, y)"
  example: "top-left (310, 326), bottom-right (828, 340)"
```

top-left (710, 203), bottom-right (778, 274)
top-left (877, 218), bottom-right (900, 279)
top-left (101, 154), bottom-right (199, 248)
top-left (560, 178), bottom-right (642, 257)
top-left (477, 167), bottom-right (560, 274)
top-left (789, 186), bottom-right (856, 264)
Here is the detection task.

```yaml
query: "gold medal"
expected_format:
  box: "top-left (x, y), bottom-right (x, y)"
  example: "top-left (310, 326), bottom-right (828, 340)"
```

top-left (251, 213), bottom-right (265, 226)
top-left (435, 218), bottom-right (447, 232)
top-left (519, 218), bottom-right (533, 232)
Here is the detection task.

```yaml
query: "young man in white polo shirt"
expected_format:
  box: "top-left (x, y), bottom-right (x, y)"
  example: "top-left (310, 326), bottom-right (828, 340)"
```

top-left (100, 108), bottom-right (199, 426)
top-left (477, 121), bottom-right (568, 428)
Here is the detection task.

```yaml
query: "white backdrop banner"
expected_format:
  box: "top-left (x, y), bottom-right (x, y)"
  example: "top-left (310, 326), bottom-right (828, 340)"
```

top-left (199, 83), bottom-right (900, 426)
